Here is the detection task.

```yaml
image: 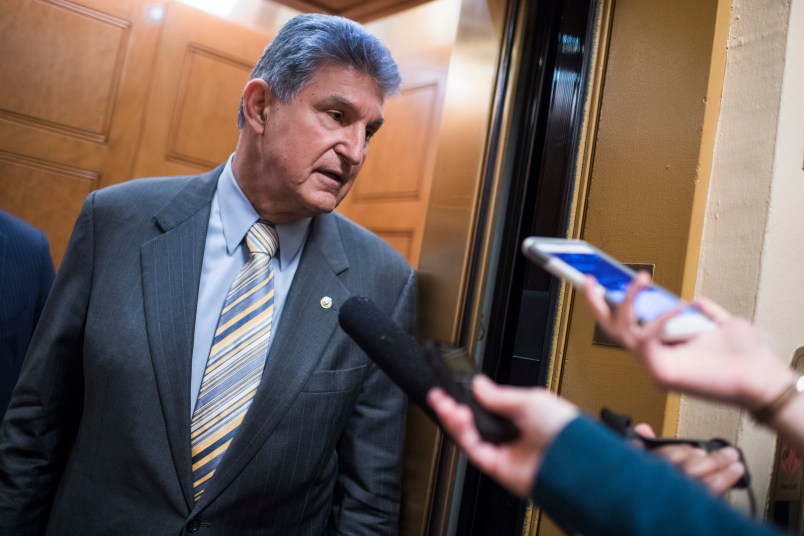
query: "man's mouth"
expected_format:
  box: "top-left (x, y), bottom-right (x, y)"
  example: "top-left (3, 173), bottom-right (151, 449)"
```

top-left (317, 169), bottom-right (345, 184)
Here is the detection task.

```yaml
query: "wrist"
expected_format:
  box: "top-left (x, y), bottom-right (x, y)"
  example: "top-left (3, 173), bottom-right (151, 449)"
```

top-left (531, 392), bottom-right (579, 449)
top-left (739, 359), bottom-right (796, 411)
top-left (750, 370), bottom-right (804, 424)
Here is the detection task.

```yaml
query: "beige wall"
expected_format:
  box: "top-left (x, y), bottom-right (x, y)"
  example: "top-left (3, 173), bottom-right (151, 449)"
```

top-left (684, 0), bottom-right (804, 513)
top-left (555, 0), bottom-right (724, 435)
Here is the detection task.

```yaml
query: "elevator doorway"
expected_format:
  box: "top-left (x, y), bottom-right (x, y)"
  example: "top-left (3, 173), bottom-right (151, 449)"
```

top-left (457, 0), bottom-right (598, 533)
top-left (415, 0), bottom-right (604, 533)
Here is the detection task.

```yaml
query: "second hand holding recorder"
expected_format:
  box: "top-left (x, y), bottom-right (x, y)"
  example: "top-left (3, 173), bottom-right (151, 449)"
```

top-left (424, 342), bottom-right (520, 444)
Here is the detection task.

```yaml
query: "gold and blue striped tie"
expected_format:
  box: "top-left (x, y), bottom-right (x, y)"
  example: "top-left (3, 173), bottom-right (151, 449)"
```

top-left (190, 221), bottom-right (278, 502)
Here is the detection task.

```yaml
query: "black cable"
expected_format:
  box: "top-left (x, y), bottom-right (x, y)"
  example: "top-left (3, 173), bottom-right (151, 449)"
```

top-left (600, 407), bottom-right (756, 517)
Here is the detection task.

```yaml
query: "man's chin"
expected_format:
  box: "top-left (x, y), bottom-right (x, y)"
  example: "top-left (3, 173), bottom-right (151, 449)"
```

top-left (307, 193), bottom-right (343, 215)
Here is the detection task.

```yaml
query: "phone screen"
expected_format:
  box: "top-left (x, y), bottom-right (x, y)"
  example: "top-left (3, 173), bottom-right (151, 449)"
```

top-left (551, 250), bottom-right (686, 322)
top-left (522, 237), bottom-right (716, 339)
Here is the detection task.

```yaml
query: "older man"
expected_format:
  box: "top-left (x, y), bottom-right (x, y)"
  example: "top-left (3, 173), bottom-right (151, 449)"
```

top-left (0, 14), bottom-right (415, 535)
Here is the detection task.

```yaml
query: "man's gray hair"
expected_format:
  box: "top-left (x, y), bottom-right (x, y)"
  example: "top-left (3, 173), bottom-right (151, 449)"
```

top-left (237, 13), bottom-right (401, 128)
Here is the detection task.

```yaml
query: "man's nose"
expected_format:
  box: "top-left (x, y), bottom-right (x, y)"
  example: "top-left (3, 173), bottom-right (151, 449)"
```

top-left (336, 127), bottom-right (365, 166)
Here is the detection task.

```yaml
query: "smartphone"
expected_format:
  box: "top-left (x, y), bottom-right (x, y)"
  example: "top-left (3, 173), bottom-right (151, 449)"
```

top-left (423, 342), bottom-right (520, 444)
top-left (521, 237), bottom-right (716, 341)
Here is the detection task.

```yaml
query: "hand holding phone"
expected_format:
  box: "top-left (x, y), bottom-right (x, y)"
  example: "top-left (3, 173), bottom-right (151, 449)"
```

top-left (521, 237), bottom-right (716, 341)
top-left (423, 342), bottom-right (520, 444)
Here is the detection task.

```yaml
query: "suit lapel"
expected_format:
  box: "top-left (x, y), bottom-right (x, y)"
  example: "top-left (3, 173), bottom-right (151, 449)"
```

top-left (195, 213), bottom-right (351, 509)
top-left (141, 168), bottom-right (221, 509)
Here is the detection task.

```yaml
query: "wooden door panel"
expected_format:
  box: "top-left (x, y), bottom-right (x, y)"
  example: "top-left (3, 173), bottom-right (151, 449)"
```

top-left (166, 46), bottom-right (255, 170)
top-left (0, 0), bottom-right (165, 265)
top-left (355, 81), bottom-right (441, 199)
top-left (0, 151), bottom-right (97, 263)
top-left (373, 229), bottom-right (414, 260)
top-left (338, 49), bottom-right (448, 268)
top-left (0, 0), bottom-right (130, 140)
top-left (132, 2), bottom-right (272, 179)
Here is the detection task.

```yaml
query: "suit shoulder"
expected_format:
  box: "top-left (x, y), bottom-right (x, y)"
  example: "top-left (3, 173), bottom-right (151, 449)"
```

top-left (0, 210), bottom-right (45, 243)
top-left (0, 210), bottom-right (50, 256)
top-left (88, 167), bottom-right (221, 223)
top-left (93, 175), bottom-right (194, 208)
top-left (330, 212), bottom-right (410, 268)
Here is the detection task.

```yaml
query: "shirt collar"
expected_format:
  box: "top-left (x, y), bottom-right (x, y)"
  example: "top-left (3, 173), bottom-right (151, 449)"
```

top-left (218, 154), bottom-right (311, 269)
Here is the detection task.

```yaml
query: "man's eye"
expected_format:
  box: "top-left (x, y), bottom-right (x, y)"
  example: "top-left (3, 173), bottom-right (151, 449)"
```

top-left (328, 111), bottom-right (344, 123)
top-left (365, 130), bottom-right (376, 142)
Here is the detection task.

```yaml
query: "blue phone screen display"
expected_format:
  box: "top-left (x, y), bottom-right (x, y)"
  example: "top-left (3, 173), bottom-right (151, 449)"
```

top-left (552, 251), bottom-right (686, 322)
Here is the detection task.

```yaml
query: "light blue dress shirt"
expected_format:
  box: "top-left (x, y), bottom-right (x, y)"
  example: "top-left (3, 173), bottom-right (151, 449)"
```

top-left (190, 155), bottom-right (311, 413)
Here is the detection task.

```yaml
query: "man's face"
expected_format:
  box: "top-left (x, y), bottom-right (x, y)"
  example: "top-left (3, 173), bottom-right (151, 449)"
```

top-left (243, 63), bottom-right (385, 223)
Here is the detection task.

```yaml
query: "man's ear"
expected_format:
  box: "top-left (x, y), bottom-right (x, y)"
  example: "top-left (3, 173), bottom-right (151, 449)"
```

top-left (241, 79), bottom-right (275, 133)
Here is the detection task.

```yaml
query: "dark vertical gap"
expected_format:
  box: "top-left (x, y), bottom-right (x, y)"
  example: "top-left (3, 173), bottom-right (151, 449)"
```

top-left (455, 0), bottom-right (597, 533)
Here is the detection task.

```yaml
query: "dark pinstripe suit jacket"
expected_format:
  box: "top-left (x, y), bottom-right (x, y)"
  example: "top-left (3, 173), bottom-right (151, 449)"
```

top-left (0, 211), bottom-right (54, 419)
top-left (0, 167), bottom-right (417, 536)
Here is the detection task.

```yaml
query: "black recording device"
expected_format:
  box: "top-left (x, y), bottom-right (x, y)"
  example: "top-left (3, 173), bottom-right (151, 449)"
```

top-left (600, 407), bottom-right (752, 491)
top-left (423, 341), bottom-right (520, 444)
top-left (338, 296), bottom-right (520, 445)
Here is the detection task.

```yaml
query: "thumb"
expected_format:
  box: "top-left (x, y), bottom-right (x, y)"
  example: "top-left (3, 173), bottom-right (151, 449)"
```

top-left (633, 423), bottom-right (656, 439)
top-left (471, 376), bottom-right (532, 418)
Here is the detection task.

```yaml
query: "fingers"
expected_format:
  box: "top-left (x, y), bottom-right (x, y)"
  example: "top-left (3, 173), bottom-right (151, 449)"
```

top-left (471, 376), bottom-right (532, 417)
top-left (617, 271), bottom-right (652, 331)
top-left (633, 423), bottom-right (656, 439)
top-left (623, 271), bottom-right (652, 308)
top-left (638, 302), bottom-right (685, 346)
top-left (427, 388), bottom-right (481, 448)
top-left (651, 443), bottom-right (744, 495)
top-left (428, 387), bottom-right (526, 494)
top-left (693, 446), bottom-right (741, 476)
top-left (687, 446), bottom-right (744, 495)
top-left (582, 276), bottom-right (611, 323)
top-left (581, 275), bottom-right (627, 344)
top-left (701, 457), bottom-right (745, 495)
top-left (590, 271), bottom-right (654, 349)
top-left (654, 444), bottom-right (699, 466)
top-left (693, 297), bottom-right (732, 323)
top-left (630, 417), bottom-right (746, 496)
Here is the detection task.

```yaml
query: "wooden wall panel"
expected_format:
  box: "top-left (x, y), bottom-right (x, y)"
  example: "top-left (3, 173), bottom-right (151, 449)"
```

top-left (0, 152), bottom-right (97, 262)
top-left (0, 0), bottom-right (130, 140)
top-left (372, 229), bottom-right (414, 260)
top-left (132, 2), bottom-right (271, 179)
top-left (558, 0), bottom-right (721, 435)
top-left (167, 46), bottom-right (254, 170)
top-left (0, 0), bottom-right (166, 265)
top-left (354, 82), bottom-right (440, 200)
top-left (337, 49), bottom-right (449, 267)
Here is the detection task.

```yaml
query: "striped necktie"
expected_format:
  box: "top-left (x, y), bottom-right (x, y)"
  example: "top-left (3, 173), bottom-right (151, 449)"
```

top-left (190, 221), bottom-right (278, 502)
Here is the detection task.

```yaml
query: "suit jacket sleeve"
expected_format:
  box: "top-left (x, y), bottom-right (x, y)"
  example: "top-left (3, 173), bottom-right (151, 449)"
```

top-left (330, 268), bottom-right (417, 535)
top-left (33, 228), bottom-right (56, 327)
top-left (532, 415), bottom-right (785, 536)
top-left (0, 216), bottom-right (55, 420)
top-left (0, 194), bottom-right (95, 535)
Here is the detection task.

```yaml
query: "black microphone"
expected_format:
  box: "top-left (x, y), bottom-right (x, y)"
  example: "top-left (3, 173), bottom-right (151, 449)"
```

top-left (338, 296), bottom-right (438, 419)
top-left (338, 296), bottom-right (519, 444)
